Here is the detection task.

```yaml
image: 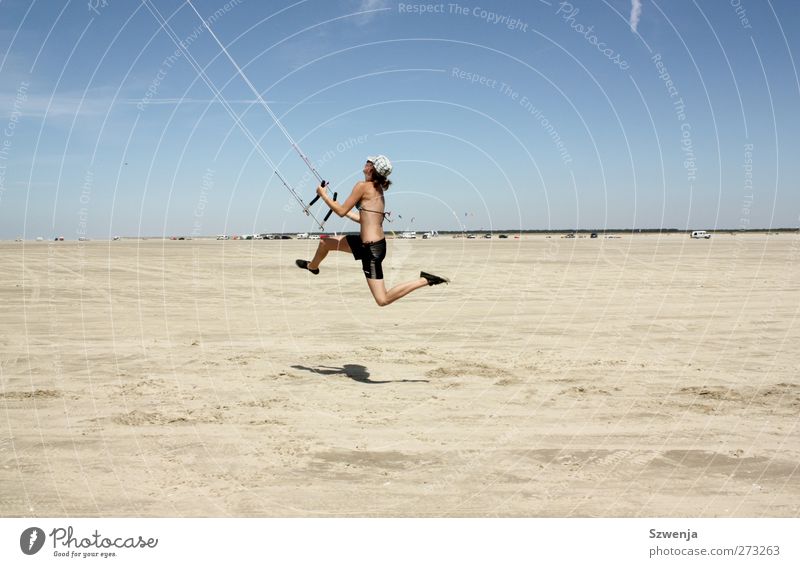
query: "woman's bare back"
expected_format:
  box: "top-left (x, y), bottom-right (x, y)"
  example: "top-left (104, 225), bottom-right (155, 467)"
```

top-left (356, 181), bottom-right (386, 243)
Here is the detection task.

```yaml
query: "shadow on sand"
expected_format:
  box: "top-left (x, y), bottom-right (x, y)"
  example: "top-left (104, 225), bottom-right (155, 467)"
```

top-left (291, 364), bottom-right (429, 385)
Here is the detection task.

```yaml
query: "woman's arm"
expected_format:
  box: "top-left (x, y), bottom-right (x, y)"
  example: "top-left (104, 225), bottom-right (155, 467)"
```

top-left (345, 209), bottom-right (361, 224)
top-left (317, 182), bottom-right (364, 218)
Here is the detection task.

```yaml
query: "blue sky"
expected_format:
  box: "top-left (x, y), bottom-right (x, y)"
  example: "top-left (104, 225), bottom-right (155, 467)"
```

top-left (0, 0), bottom-right (798, 238)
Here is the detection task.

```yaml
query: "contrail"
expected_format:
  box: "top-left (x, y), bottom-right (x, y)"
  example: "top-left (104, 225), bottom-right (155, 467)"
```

top-left (630, 0), bottom-right (642, 33)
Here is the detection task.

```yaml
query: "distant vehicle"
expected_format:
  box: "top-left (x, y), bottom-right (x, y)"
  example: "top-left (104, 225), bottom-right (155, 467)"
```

top-left (590, 232), bottom-right (598, 238)
top-left (280, 235), bottom-right (292, 240)
top-left (466, 234), bottom-right (477, 239)
top-left (421, 231), bottom-right (439, 239)
top-left (178, 237), bottom-right (186, 240)
top-left (399, 231), bottom-right (417, 239)
top-left (483, 233), bottom-right (492, 239)
top-left (691, 230), bottom-right (711, 239)
top-left (35, 236), bottom-right (44, 241)
top-left (14, 237), bottom-right (22, 242)
top-left (308, 234), bottom-right (320, 240)
top-left (499, 234), bottom-right (509, 239)
top-left (77, 236), bottom-right (88, 241)
top-left (564, 233), bottom-right (575, 239)
top-left (54, 236), bottom-right (65, 241)
top-left (112, 236), bottom-right (120, 241)
top-left (216, 235), bottom-right (229, 240)
top-left (296, 233), bottom-right (309, 239)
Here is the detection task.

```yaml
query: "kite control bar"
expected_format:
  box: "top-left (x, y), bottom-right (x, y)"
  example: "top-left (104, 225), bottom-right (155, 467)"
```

top-left (303, 180), bottom-right (327, 211)
top-left (303, 180), bottom-right (337, 227)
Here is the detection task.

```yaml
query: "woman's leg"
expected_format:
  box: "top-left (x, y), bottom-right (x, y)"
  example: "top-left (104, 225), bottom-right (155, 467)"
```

top-left (308, 236), bottom-right (351, 270)
top-left (366, 276), bottom-right (429, 307)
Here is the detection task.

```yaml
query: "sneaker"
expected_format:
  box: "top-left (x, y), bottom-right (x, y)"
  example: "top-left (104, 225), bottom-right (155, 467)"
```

top-left (420, 271), bottom-right (449, 286)
top-left (296, 259), bottom-right (319, 275)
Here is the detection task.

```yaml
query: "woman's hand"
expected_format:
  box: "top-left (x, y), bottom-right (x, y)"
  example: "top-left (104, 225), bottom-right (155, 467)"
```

top-left (316, 184), bottom-right (328, 197)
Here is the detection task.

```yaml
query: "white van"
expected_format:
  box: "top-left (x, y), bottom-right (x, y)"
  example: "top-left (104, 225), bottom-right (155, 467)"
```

top-left (690, 230), bottom-right (711, 239)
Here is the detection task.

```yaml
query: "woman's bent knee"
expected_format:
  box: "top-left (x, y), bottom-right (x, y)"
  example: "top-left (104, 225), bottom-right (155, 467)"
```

top-left (369, 288), bottom-right (389, 306)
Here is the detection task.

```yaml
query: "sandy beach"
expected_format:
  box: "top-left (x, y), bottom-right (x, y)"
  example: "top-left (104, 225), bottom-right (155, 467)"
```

top-left (1, 233), bottom-right (798, 517)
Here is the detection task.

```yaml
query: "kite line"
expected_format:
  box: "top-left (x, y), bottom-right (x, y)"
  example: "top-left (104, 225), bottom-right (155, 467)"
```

top-left (140, 0), bottom-right (332, 230)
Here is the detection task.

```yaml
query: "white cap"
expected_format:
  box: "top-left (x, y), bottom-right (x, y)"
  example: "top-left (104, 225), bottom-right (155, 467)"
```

top-left (367, 155), bottom-right (392, 177)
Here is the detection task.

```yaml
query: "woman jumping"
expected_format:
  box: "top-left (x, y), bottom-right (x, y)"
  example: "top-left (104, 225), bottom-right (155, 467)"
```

top-left (295, 155), bottom-right (449, 306)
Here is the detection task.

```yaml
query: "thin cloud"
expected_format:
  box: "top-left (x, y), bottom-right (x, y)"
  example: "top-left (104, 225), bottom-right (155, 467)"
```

top-left (630, 0), bottom-right (642, 33)
top-left (116, 98), bottom-right (330, 106)
top-left (11, 95), bottom-right (110, 118)
top-left (8, 96), bottom-right (330, 118)
top-left (352, 0), bottom-right (392, 26)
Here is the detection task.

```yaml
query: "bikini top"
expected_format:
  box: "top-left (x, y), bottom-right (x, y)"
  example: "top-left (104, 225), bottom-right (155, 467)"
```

top-left (357, 202), bottom-right (391, 222)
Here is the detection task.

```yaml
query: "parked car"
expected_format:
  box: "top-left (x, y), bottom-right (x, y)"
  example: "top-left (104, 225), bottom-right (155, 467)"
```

top-left (691, 230), bottom-right (711, 239)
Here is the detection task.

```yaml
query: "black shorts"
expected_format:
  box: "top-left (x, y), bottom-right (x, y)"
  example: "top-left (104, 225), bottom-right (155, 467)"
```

top-left (345, 235), bottom-right (386, 279)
